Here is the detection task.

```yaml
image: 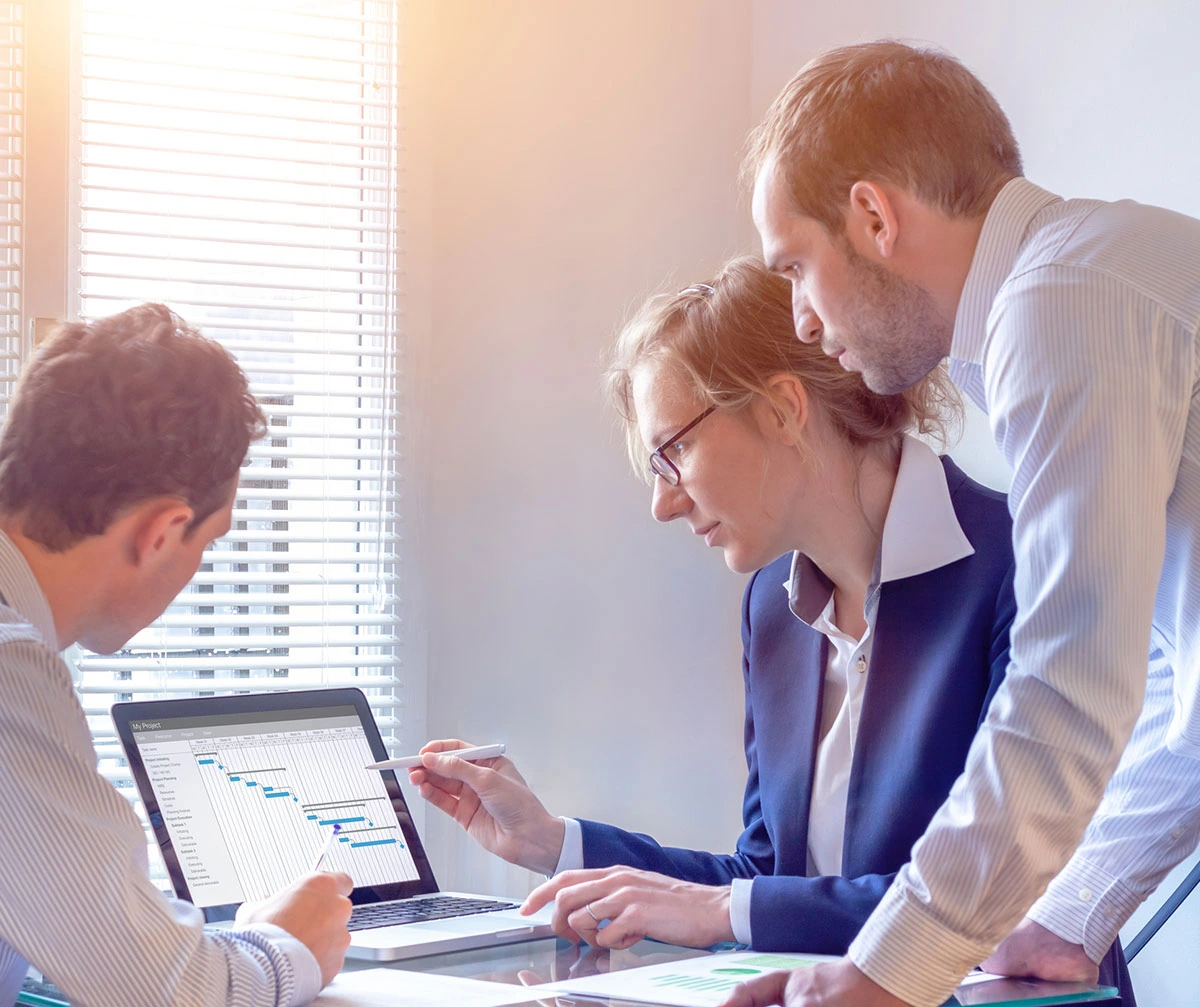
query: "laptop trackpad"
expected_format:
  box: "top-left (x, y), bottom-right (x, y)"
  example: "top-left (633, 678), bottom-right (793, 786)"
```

top-left (351, 906), bottom-right (553, 948)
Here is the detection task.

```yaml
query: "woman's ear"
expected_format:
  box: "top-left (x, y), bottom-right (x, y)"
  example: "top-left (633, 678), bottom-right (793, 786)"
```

top-left (758, 373), bottom-right (809, 446)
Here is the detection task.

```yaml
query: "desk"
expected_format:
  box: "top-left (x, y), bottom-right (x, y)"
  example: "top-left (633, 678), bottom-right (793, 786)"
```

top-left (344, 937), bottom-right (1121, 1007)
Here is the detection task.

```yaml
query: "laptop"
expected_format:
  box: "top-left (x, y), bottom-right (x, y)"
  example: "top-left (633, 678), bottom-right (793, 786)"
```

top-left (113, 688), bottom-right (554, 961)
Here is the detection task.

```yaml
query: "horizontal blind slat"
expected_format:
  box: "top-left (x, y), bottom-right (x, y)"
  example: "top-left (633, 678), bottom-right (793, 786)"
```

top-left (83, 97), bottom-right (394, 132)
top-left (82, 36), bottom-right (384, 71)
top-left (81, 77), bottom-right (392, 112)
top-left (152, 609), bottom-right (398, 624)
top-left (83, 248), bottom-right (394, 277)
top-left (78, 655), bottom-right (400, 672)
top-left (77, 51), bottom-right (387, 91)
top-left (80, 184), bottom-right (394, 213)
top-left (166, 592), bottom-right (398, 609)
top-left (83, 228), bottom-right (397, 256)
top-left (80, 204), bottom-right (392, 233)
top-left (80, 117), bottom-right (392, 151)
top-left (79, 291), bottom-right (395, 316)
top-left (82, 271), bottom-right (393, 298)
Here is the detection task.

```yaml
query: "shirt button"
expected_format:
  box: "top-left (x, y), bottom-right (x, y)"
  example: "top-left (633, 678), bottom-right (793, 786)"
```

top-left (1078, 888), bottom-right (1093, 902)
top-left (1172, 828), bottom-right (1183, 840)
top-left (856, 656), bottom-right (867, 674)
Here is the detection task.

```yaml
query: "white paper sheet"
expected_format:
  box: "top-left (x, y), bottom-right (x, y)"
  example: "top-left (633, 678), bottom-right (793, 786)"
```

top-left (956, 971), bottom-right (1010, 988)
top-left (532, 950), bottom-right (839, 1007)
top-left (315, 968), bottom-right (543, 1007)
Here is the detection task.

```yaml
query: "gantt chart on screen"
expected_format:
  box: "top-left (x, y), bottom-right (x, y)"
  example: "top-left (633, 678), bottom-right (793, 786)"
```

top-left (131, 707), bottom-right (419, 906)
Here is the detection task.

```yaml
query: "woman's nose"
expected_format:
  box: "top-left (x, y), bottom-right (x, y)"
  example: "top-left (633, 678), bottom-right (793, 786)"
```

top-left (651, 476), bottom-right (692, 523)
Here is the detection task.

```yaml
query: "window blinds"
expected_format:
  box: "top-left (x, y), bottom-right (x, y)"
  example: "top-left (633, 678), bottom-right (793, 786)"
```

top-left (72, 0), bottom-right (403, 805)
top-left (0, 2), bottom-right (19, 397)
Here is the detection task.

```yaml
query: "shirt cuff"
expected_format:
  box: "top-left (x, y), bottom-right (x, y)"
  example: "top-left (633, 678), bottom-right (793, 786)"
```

top-left (553, 817), bottom-right (584, 875)
top-left (1026, 857), bottom-right (1144, 963)
top-left (237, 922), bottom-right (322, 1006)
top-left (848, 883), bottom-right (993, 1007)
top-left (729, 878), bottom-right (753, 946)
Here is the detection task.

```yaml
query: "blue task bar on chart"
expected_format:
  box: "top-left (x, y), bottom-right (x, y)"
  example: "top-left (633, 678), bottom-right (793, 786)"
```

top-left (350, 838), bottom-right (399, 848)
top-left (318, 816), bottom-right (367, 826)
top-left (197, 759), bottom-right (215, 765)
top-left (264, 791), bottom-right (291, 798)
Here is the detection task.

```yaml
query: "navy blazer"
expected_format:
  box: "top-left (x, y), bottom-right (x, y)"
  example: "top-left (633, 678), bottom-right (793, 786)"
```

top-left (580, 457), bottom-right (1014, 950)
top-left (578, 456), bottom-right (1135, 1002)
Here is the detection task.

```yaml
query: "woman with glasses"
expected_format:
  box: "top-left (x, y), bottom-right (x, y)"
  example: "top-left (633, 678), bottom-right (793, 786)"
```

top-left (408, 256), bottom-right (1132, 998)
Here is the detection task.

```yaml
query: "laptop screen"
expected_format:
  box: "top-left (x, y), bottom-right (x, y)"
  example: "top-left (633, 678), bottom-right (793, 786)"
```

top-left (117, 692), bottom-right (437, 912)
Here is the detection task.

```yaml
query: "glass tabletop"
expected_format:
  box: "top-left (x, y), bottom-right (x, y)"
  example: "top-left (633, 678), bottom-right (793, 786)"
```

top-left (344, 936), bottom-right (1120, 1007)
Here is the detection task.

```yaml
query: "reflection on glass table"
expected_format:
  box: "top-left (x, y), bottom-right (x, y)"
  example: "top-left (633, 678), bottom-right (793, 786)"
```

top-left (343, 936), bottom-right (1121, 1007)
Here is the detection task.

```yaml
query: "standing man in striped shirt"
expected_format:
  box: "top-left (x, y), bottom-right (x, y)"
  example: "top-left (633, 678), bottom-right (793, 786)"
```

top-left (726, 40), bottom-right (1200, 1007)
top-left (0, 304), bottom-right (353, 1005)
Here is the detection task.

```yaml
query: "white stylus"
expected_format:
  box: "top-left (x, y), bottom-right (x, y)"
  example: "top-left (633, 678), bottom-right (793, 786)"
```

top-left (364, 743), bottom-right (506, 771)
top-left (309, 823), bottom-right (342, 872)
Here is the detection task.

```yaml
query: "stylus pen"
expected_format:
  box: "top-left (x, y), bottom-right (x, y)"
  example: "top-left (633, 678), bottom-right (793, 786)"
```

top-left (365, 742), bottom-right (506, 771)
top-left (309, 823), bottom-right (342, 872)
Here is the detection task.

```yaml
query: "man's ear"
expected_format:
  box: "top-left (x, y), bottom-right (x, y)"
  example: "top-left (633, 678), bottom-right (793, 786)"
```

top-left (127, 499), bottom-right (195, 568)
top-left (759, 373), bottom-right (810, 446)
top-left (847, 180), bottom-right (900, 259)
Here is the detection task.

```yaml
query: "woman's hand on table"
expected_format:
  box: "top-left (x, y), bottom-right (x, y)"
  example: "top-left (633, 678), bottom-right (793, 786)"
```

top-left (522, 866), bottom-right (735, 950)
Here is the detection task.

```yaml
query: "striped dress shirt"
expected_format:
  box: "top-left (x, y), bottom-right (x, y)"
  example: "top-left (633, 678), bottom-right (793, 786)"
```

top-left (0, 531), bottom-right (321, 1006)
top-left (848, 178), bottom-right (1200, 1007)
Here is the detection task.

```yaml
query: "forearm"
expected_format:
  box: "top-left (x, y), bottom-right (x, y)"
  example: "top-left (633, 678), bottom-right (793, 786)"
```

top-left (848, 706), bottom-right (1127, 1005)
top-left (2, 798), bottom-right (319, 1007)
top-left (745, 873), bottom-right (897, 953)
top-left (1030, 648), bottom-right (1200, 959)
top-left (578, 819), bottom-right (761, 884)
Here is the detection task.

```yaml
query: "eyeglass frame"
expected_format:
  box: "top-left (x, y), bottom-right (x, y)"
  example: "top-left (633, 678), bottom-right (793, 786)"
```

top-left (648, 405), bottom-right (717, 486)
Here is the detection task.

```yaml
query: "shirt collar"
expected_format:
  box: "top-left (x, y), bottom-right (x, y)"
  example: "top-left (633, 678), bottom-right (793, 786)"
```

top-left (951, 177), bottom-right (1063, 367)
top-left (785, 435), bottom-right (975, 624)
top-left (0, 529), bottom-right (61, 650)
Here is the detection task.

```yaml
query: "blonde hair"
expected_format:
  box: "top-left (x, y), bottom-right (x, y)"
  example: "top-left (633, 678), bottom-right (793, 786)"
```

top-left (606, 255), bottom-right (959, 480)
top-left (743, 40), bottom-right (1022, 234)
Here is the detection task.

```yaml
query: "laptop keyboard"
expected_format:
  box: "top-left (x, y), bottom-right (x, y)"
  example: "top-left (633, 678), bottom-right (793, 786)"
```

top-left (347, 895), bottom-right (521, 931)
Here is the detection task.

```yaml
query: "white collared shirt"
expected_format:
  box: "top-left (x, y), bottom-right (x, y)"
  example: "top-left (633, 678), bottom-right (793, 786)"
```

top-left (849, 178), bottom-right (1200, 1007)
top-left (555, 435), bottom-right (975, 946)
top-left (787, 435), bottom-right (974, 887)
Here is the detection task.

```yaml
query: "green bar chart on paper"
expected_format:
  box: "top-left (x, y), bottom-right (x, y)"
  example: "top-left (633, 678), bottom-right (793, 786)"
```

top-left (649, 955), bottom-right (824, 997)
top-left (537, 951), bottom-right (837, 1007)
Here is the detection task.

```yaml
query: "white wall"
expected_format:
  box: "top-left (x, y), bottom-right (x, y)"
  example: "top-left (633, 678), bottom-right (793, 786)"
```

top-left (404, 3), bottom-right (1200, 998)
top-left (751, 2), bottom-right (1200, 1001)
top-left (404, 1), bottom-right (757, 898)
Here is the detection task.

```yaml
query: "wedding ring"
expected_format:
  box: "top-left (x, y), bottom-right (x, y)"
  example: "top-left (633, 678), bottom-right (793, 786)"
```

top-left (585, 902), bottom-right (601, 924)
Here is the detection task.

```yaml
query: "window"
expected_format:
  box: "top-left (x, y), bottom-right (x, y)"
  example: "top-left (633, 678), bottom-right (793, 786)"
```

top-left (0, 2), bottom-right (20, 397)
top-left (18, 0), bottom-right (404, 864)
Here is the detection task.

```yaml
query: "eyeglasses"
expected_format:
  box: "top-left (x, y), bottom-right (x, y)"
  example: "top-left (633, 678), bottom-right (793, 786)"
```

top-left (648, 405), bottom-right (717, 486)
